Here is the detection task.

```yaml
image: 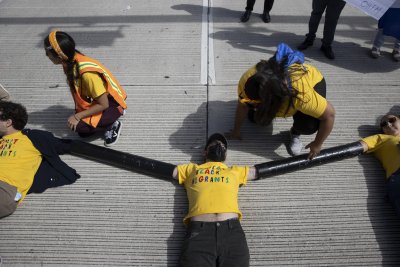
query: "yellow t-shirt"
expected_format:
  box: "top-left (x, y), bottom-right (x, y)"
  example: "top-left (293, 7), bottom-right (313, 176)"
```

top-left (0, 131), bottom-right (42, 202)
top-left (361, 134), bottom-right (400, 179)
top-left (238, 66), bottom-right (259, 105)
top-left (79, 72), bottom-right (107, 102)
top-left (177, 162), bottom-right (249, 225)
top-left (238, 63), bottom-right (327, 118)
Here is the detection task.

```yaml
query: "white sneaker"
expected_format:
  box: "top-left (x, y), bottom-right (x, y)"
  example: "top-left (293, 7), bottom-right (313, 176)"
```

top-left (289, 132), bottom-right (302, 156)
top-left (392, 49), bottom-right (400, 62)
top-left (370, 47), bottom-right (380, 58)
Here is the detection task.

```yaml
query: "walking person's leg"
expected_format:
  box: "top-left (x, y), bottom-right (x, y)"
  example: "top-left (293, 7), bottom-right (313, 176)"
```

top-left (298, 0), bottom-right (328, 50)
top-left (262, 0), bottom-right (274, 23)
top-left (320, 0), bottom-right (346, 59)
top-left (371, 28), bottom-right (385, 58)
top-left (245, 0), bottom-right (256, 11)
top-left (241, 0), bottom-right (256, 22)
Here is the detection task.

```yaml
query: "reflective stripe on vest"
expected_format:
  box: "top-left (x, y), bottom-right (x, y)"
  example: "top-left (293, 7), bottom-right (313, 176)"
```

top-left (78, 61), bottom-right (125, 100)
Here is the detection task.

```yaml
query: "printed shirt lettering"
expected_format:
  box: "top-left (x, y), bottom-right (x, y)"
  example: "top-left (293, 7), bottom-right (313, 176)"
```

top-left (177, 162), bottom-right (248, 224)
top-left (0, 131), bottom-right (42, 202)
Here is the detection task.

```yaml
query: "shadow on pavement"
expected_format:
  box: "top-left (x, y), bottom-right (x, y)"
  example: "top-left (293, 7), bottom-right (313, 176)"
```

top-left (211, 28), bottom-right (399, 74)
top-left (28, 104), bottom-right (101, 142)
top-left (169, 101), bottom-right (291, 162)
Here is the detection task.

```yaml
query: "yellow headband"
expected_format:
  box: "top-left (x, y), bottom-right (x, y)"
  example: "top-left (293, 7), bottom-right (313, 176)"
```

top-left (49, 31), bottom-right (69, 61)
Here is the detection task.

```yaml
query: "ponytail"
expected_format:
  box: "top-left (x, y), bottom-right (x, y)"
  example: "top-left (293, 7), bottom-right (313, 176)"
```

top-left (44, 31), bottom-right (83, 91)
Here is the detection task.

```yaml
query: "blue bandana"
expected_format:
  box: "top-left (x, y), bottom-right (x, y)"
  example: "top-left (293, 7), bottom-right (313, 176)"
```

top-left (274, 43), bottom-right (305, 91)
top-left (274, 43), bottom-right (304, 69)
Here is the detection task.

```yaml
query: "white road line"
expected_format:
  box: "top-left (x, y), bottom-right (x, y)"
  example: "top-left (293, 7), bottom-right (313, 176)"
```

top-left (201, 0), bottom-right (216, 85)
top-left (208, 0), bottom-right (215, 85)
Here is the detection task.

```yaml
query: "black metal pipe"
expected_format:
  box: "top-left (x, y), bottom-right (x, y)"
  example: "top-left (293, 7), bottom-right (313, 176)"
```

top-left (69, 140), bottom-right (176, 181)
top-left (254, 141), bottom-right (364, 180)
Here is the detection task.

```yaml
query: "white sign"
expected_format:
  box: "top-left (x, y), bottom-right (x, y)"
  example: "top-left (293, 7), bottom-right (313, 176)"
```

top-left (345, 0), bottom-right (395, 20)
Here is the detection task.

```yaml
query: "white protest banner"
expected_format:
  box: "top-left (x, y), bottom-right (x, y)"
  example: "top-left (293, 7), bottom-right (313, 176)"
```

top-left (345, 0), bottom-right (395, 20)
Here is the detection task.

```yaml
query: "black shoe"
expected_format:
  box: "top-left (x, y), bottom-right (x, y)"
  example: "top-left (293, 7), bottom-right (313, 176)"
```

top-left (297, 36), bottom-right (314, 51)
top-left (104, 120), bottom-right (122, 146)
top-left (240, 10), bottom-right (252, 22)
top-left (262, 11), bottom-right (271, 23)
top-left (320, 44), bottom-right (335, 60)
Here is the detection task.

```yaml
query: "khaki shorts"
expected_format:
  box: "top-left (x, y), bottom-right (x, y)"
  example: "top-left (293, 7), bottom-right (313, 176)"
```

top-left (0, 180), bottom-right (18, 219)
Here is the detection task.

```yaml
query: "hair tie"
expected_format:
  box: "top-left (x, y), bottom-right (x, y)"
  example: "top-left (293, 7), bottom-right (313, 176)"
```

top-left (49, 30), bottom-right (69, 61)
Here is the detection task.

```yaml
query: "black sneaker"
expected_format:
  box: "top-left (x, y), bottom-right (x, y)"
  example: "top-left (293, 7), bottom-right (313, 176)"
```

top-left (240, 10), bottom-right (252, 22)
top-left (104, 120), bottom-right (122, 146)
top-left (320, 44), bottom-right (335, 60)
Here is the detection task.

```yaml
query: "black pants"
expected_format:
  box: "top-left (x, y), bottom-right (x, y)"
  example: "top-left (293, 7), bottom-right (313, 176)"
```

top-left (180, 219), bottom-right (249, 267)
top-left (387, 170), bottom-right (400, 216)
top-left (247, 78), bottom-right (327, 135)
top-left (307, 0), bottom-right (346, 46)
top-left (292, 78), bottom-right (326, 135)
top-left (76, 97), bottom-right (122, 138)
top-left (245, 0), bottom-right (274, 12)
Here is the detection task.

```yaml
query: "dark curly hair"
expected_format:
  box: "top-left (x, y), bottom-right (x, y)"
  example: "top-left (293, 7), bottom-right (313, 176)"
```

top-left (244, 56), bottom-right (306, 126)
top-left (0, 101), bottom-right (28, 130)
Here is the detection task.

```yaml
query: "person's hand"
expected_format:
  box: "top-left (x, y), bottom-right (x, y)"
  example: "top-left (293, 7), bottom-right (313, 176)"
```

top-left (67, 114), bottom-right (80, 131)
top-left (305, 141), bottom-right (322, 159)
top-left (225, 130), bottom-right (242, 140)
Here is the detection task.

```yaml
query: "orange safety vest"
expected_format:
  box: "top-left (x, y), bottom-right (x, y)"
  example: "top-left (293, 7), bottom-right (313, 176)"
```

top-left (71, 53), bottom-right (127, 128)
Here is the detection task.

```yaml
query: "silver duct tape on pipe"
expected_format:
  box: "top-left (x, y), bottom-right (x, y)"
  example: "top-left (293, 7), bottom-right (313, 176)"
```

top-left (69, 140), bottom-right (176, 181)
top-left (254, 141), bottom-right (364, 180)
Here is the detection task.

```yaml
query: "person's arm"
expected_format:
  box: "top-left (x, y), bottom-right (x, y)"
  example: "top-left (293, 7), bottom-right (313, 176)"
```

top-left (226, 100), bottom-right (248, 140)
top-left (247, 167), bottom-right (258, 181)
top-left (75, 93), bottom-right (109, 119)
top-left (305, 101), bottom-right (335, 159)
top-left (68, 93), bottom-right (109, 131)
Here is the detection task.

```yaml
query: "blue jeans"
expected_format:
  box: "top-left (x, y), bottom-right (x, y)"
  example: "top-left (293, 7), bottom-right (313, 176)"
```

top-left (387, 170), bottom-right (400, 215)
top-left (180, 219), bottom-right (249, 267)
top-left (373, 28), bottom-right (400, 50)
